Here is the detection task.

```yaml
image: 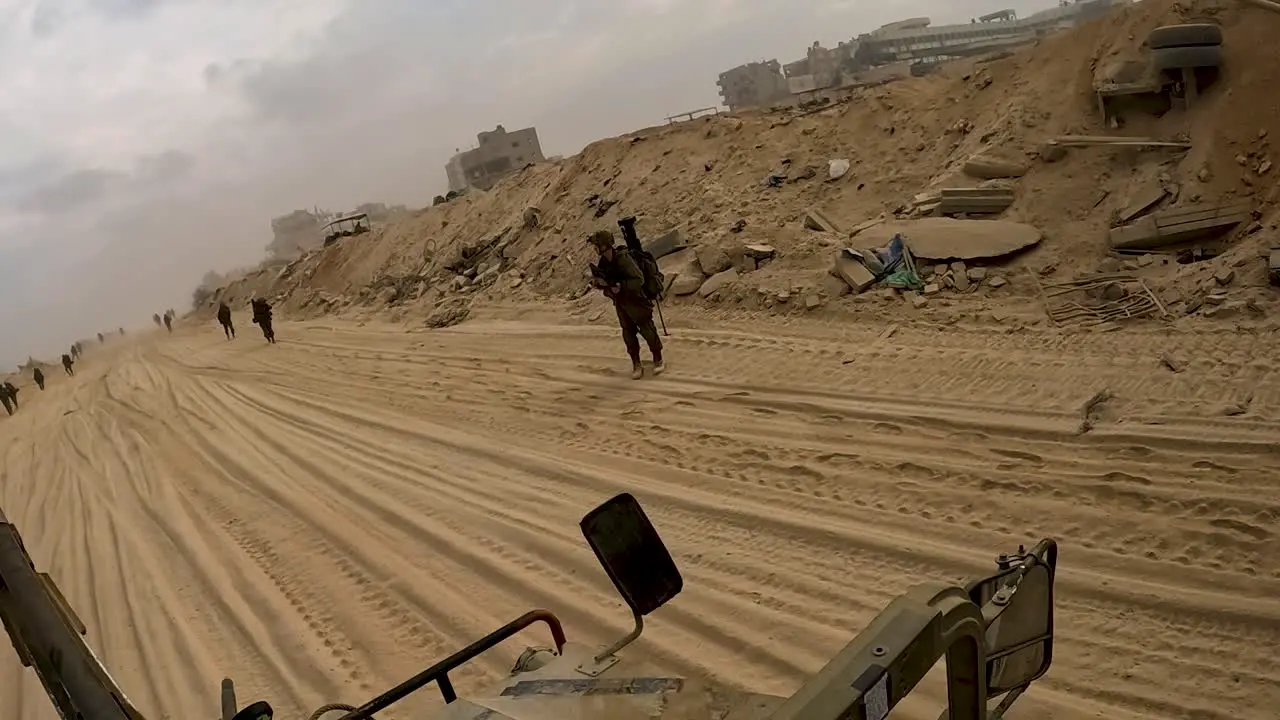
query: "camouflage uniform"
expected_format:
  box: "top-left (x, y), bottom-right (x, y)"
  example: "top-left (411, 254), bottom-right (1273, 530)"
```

top-left (588, 230), bottom-right (663, 378)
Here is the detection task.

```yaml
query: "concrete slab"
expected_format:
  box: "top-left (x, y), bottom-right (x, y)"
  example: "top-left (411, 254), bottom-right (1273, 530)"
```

top-left (869, 218), bottom-right (1042, 261)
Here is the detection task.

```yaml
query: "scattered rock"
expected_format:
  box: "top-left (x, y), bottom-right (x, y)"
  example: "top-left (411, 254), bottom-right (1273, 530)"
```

top-left (1160, 353), bottom-right (1185, 373)
top-left (1101, 282), bottom-right (1126, 301)
top-left (820, 274), bottom-right (852, 297)
top-left (987, 275), bottom-right (1008, 288)
top-left (803, 208), bottom-right (840, 233)
top-left (923, 283), bottom-right (941, 294)
top-left (911, 294), bottom-right (929, 309)
top-left (696, 245), bottom-right (733, 275)
top-left (804, 294), bottom-right (822, 310)
top-left (1214, 267), bottom-right (1235, 285)
top-left (1204, 292), bottom-right (1228, 306)
top-left (743, 244), bottom-right (776, 260)
top-left (670, 272), bottom-right (704, 296)
top-left (698, 268), bottom-right (739, 297)
top-left (424, 297), bottom-right (471, 328)
top-left (966, 267), bottom-right (987, 281)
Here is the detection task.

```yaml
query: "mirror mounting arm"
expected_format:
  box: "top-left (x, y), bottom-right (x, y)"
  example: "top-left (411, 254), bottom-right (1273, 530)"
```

top-left (576, 608), bottom-right (643, 677)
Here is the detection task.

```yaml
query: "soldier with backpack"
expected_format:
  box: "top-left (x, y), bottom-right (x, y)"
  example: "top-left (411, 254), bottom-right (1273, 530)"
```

top-left (588, 228), bottom-right (665, 379)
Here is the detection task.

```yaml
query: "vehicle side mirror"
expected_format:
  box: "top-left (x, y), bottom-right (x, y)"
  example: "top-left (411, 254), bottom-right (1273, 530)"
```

top-left (967, 541), bottom-right (1057, 696)
top-left (580, 493), bottom-right (682, 615)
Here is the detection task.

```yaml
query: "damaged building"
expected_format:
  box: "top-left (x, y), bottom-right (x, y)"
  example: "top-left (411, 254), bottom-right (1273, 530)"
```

top-left (445, 125), bottom-right (545, 193)
top-left (715, 60), bottom-right (790, 112)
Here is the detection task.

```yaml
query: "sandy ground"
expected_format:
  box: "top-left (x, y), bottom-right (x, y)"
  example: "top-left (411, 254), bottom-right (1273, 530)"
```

top-left (1, 308), bottom-right (1278, 720)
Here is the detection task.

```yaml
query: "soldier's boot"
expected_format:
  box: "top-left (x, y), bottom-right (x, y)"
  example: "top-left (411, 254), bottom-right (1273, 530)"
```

top-left (652, 351), bottom-right (665, 376)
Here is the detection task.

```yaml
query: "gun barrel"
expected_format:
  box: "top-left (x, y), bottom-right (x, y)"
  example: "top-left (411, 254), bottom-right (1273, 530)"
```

top-left (0, 519), bottom-right (139, 719)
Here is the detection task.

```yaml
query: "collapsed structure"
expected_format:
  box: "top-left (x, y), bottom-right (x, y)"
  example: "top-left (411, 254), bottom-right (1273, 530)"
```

top-left (201, 0), bottom-right (1277, 336)
top-left (445, 125), bottom-right (546, 193)
top-left (716, 0), bottom-right (1130, 110)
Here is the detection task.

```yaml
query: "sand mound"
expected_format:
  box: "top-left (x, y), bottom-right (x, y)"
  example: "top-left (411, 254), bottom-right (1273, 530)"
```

top-left (197, 0), bottom-right (1280, 333)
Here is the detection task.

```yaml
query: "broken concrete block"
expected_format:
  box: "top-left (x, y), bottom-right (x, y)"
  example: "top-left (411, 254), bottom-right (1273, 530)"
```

top-left (922, 283), bottom-right (941, 294)
top-left (743, 244), bottom-right (776, 259)
top-left (803, 208), bottom-right (840, 233)
top-left (696, 245), bottom-right (733, 275)
top-left (1116, 184), bottom-right (1170, 225)
top-left (1205, 293), bottom-right (1227, 306)
top-left (821, 274), bottom-right (852, 298)
top-left (987, 275), bottom-right (1008, 288)
top-left (804, 294), bottom-right (822, 310)
top-left (670, 272), bottom-right (704, 296)
top-left (966, 267), bottom-right (987, 281)
top-left (954, 272), bottom-right (971, 292)
top-left (833, 251), bottom-right (877, 293)
top-left (698, 268), bottom-right (739, 297)
top-left (657, 247), bottom-right (701, 276)
top-left (1214, 267), bottom-right (1235, 285)
top-left (736, 254), bottom-right (758, 273)
top-left (911, 294), bottom-right (929, 309)
top-left (643, 227), bottom-right (688, 259)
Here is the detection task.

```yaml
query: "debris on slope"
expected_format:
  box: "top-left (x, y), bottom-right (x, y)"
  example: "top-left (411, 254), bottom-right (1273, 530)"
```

top-left (198, 0), bottom-right (1280, 330)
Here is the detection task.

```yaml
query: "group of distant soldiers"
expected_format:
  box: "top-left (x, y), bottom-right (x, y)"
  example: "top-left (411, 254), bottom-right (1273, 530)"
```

top-left (152, 309), bottom-right (176, 333)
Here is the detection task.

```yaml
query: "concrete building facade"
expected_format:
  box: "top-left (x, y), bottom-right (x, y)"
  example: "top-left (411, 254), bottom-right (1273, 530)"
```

top-left (445, 125), bottom-right (545, 192)
top-left (716, 60), bottom-right (790, 112)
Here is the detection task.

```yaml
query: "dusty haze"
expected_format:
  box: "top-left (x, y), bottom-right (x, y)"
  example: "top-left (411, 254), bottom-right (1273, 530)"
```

top-left (0, 0), bottom-right (1049, 367)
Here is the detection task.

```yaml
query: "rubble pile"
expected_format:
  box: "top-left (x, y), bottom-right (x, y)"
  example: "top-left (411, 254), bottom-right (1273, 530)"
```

top-left (201, 0), bottom-right (1280, 331)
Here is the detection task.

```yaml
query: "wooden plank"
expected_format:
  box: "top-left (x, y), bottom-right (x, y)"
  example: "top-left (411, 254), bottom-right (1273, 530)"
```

top-left (1110, 212), bottom-right (1248, 250)
top-left (1052, 135), bottom-right (1192, 148)
top-left (939, 188), bottom-right (1015, 198)
top-left (1152, 203), bottom-right (1251, 229)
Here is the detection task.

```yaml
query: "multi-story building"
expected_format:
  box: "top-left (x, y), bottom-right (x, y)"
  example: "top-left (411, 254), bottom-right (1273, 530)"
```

top-left (716, 60), bottom-right (790, 112)
top-left (444, 125), bottom-right (545, 193)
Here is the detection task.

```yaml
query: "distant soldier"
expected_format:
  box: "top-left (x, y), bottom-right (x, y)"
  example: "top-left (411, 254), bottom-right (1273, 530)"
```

top-left (61, 353), bottom-right (74, 376)
top-left (250, 297), bottom-right (275, 343)
top-left (163, 312), bottom-right (173, 333)
top-left (33, 367), bottom-right (44, 390)
top-left (118, 327), bottom-right (125, 335)
top-left (217, 302), bottom-right (236, 339)
top-left (153, 313), bottom-right (162, 327)
top-left (586, 229), bottom-right (665, 379)
top-left (97, 332), bottom-right (104, 343)
top-left (0, 385), bottom-right (10, 416)
top-left (3, 382), bottom-right (18, 411)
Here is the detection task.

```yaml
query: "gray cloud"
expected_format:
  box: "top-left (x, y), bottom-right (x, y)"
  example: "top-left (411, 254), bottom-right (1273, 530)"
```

top-left (0, 0), bottom-right (1056, 367)
top-left (91, 0), bottom-right (166, 21)
top-left (29, 3), bottom-right (63, 36)
top-left (17, 168), bottom-right (122, 214)
top-left (13, 150), bottom-right (194, 216)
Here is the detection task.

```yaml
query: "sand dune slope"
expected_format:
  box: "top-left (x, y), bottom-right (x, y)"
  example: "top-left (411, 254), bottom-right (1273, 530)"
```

top-left (1, 310), bottom-right (1278, 720)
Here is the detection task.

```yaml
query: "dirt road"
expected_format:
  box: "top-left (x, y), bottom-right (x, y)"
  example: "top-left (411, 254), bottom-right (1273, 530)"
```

top-left (1, 308), bottom-right (1277, 720)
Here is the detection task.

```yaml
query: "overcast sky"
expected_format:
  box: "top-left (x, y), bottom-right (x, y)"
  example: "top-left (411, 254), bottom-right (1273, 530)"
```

top-left (0, 0), bottom-right (1051, 366)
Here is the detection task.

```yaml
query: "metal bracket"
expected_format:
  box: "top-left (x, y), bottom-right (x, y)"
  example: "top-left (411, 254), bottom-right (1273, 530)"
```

top-left (575, 610), bottom-right (643, 678)
top-left (575, 654), bottom-right (621, 677)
